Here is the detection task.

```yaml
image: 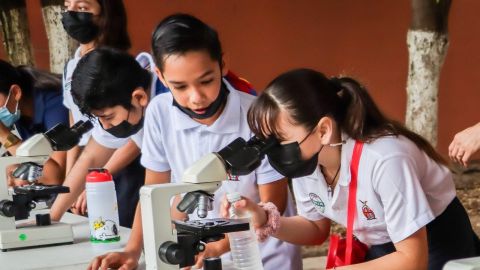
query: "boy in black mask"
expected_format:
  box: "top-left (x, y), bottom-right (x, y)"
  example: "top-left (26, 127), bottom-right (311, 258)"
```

top-left (88, 14), bottom-right (301, 270)
top-left (50, 47), bottom-right (154, 228)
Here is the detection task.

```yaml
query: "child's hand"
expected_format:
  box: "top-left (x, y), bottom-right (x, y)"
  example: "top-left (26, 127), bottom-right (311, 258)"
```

top-left (220, 194), bottom-right (268, 229)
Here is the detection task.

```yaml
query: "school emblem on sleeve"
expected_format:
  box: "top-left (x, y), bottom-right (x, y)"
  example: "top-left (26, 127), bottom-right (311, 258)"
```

top-left (226, 172), bottom-right (239, 181)
top-left (359, 200), bottom-right (376, 220)
top-left (309, 193), bottom-right (325, 213)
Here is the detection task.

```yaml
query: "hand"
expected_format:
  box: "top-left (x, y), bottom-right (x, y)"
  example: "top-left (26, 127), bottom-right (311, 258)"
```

top-left (87, 250), bottom-right (140, 270)
top-left (7, 164), bottom-right (29, 187)
top-left (220, 194), bottom-right (268, 229)
top-left (449, 122), bottom-right (480, 167)
top-left (71, 190), bottom-right (88, 215)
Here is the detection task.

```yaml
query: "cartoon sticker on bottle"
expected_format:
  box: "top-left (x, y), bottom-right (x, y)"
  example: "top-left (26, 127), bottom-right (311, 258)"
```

top-left (359, 200), bottom-right (376, 220)
top-left (90, 217), bottom-right (120, 243)
top-left (309, 193), bottom-right (325, 213)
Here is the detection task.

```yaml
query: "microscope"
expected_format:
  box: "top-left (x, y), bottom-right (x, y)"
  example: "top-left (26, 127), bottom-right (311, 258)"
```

top-left (140, 136), bottom-right (278, 270)
top-left (0, 120), bottom-right (93, 251)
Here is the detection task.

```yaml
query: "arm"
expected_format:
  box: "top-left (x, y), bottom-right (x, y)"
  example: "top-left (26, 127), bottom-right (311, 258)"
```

top-left (50, 138), bottom-right (115, 221)
top-left (337, 228), bottom-right (428, 270)
top-left (220, 196), bottom-right (330, 246)
top-left (38, 151), bottom-right (67, 185)
top-left (65, 112), bottom-right (82, 174)
top-left (0, 122), bottom-right (21, 154)
top-left (88, 169), bottom-right (171, 270)
top-left (258, 177), bottom-right (289, 214)
top-left (104, 139), bottom-right (141, 175)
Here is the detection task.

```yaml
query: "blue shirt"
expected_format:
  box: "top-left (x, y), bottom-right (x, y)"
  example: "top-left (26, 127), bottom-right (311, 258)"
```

top-left (16, 89), bottom-right (69, 140)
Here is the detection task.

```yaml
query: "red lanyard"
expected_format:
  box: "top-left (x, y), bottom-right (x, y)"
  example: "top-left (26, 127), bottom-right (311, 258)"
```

top-left (345, 141), bottom-right (364, 264)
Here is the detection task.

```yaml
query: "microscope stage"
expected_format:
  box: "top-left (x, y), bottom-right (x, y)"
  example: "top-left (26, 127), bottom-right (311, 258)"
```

top-left (0, 222), bottom-right (73, 251)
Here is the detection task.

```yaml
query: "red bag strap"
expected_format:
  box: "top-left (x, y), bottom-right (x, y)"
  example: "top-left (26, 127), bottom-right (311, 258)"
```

top-left (345, 141), bottom-right (364, 264)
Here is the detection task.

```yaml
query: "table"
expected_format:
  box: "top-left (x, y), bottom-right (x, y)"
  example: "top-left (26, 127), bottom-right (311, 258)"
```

top-left (0, 212), bottom-right (145, 270)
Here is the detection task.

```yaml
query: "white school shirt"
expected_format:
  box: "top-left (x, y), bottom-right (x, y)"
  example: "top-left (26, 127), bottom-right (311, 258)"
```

top-left (63, 47), bottom-right (92, 146)
top-left (293, 135), bottom-right (456, 246)
top-left (89, 52), bottom-right (161, 150)
top-left (141, 80), bottom-right (302, 270)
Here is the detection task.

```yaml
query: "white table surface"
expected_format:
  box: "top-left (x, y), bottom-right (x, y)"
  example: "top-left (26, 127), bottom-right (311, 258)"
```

top-left (0, 212), bottom-right (145, 270)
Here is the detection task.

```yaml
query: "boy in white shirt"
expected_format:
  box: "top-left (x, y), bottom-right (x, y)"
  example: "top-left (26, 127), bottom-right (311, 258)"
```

top-left (89, 13), bottom-right (302, 270)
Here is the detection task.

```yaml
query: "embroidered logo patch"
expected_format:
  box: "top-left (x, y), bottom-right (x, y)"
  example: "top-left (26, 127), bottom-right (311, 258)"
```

top-left (226, 172), bottom-right (239, 181)
top-left (309, 193), bottom-right (325, 213)
top-left (359, 200), bottom-right (376, 220)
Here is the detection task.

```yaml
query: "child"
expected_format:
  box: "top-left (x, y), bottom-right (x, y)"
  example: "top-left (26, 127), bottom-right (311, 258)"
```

top-left (88, 14), bottom-right (302, 270)
top-left (224, 68), bottom-right (480, 270)
top-left (50, 47), bottom-right (155, 228)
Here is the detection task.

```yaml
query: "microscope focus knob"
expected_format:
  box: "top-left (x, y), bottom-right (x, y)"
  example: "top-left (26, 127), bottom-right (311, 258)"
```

top-left (158, 241), bottom-right (185, 265)
top-left (0, 200), bottom-right (15, 217)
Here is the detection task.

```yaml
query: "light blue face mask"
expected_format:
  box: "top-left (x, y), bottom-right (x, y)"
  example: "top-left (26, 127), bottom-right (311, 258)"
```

top-left (0, 90), bottom-right (21, 128)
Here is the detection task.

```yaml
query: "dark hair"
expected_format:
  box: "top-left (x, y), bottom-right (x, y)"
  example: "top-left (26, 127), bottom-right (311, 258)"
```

top-left (71, 47), bottom-right (151, 116)
top-left (248, 68), bottom-right (446, 165)
top-left (0, 59), bottom-right (33, 98)
top-left (17, 66), bottom-right (62, 93)
top-left (96, 0), bottom-right (131, 50)
top-left (151, 13), bottom-right (223, 71)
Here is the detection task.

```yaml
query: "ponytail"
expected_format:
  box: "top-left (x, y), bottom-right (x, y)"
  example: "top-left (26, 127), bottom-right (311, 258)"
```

top-left (335, 77), bottom-right (446, 165)
top-left (248, 68), bottom-right (446, 165)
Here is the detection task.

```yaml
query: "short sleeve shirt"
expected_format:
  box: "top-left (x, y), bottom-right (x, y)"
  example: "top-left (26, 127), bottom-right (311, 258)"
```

top-left (140, 79), bottom-right (302, 270)
top-left (293, 135), bottom-right (456, 245)
top-left (63, 47), bottom-right (92, 146)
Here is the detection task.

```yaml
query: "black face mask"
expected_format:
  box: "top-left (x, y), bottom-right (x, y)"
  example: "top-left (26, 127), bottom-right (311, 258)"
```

top-left (267, 143), bottom-right (321, 179)
top-left (172, 83), bottom-right (229, 119)
top-left (61, 11), bottom-right (99, 44)
top-left (101, 109), bottom-right (144, 138)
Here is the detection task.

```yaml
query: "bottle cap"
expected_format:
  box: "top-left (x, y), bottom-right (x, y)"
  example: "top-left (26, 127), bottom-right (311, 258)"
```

top-left (226, 192), bottom-right (241, 203)
top-left (86, 168), bottom-right (113, 183)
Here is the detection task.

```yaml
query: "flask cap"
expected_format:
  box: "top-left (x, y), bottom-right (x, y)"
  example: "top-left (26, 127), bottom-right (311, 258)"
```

top-left (86, 168), bottom-right (112, 183)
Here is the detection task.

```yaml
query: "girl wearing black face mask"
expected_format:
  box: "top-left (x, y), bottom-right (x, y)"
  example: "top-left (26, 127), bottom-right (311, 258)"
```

top-left (219, 69), bottom-right (480, 270)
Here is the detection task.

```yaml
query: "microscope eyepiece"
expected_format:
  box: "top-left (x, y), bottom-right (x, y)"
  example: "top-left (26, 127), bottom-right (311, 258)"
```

top-left (44, 120), bottom-right (93, 151)
top-left (215, 136), bottom-right (279, 176)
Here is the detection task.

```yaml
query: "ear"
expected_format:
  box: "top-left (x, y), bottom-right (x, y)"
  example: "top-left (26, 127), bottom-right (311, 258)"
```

top-left (10, 84), bottom-right (22, 102)
top-left (155, 67), bottom-right (168, 88)
top-left (221, 59), bottom-right (228, 77)
top-left (315, 116), bottom-right (334, 145)
top-left (132, 88), bottom-right (149, 107)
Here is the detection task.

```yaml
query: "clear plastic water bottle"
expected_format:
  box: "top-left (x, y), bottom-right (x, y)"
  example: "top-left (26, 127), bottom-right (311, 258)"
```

top-left (227, 192), bottom-right (264, 270)
top-left (85, 168), bottom-right (121, 251)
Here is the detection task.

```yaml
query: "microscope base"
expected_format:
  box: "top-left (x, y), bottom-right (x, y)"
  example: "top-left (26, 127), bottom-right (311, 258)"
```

top-left (444, 257), bottom-right (480, 270)
top-left (0, 222), bottom-right (73, 252)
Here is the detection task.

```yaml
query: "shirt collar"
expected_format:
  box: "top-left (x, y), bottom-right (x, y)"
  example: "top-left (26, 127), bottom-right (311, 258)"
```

top-left (74, 47), bottom-right (82, 59)
top-left (172, 78), bottom-right (241, 134)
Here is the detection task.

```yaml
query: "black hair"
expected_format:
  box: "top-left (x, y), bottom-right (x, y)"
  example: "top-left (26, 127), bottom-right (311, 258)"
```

top-left (71, 47), bottom-right (151, 116)
top-left (151, 13), bottom-right (223, 71)
top-left (248, 68), bottom-right (446, 165)
top-left (0, 59), bottom-right (33, 98)
top-left (96, 0), bottom-right (131, 50)
top-left (17, 66), bottom-right (62, 93)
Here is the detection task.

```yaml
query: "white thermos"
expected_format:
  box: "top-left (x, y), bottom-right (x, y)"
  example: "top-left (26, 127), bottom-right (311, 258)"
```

top-left (85, 168), bottom-right (121, 251)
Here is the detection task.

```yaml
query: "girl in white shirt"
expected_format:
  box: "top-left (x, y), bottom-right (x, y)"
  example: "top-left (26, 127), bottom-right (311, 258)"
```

top-left (224, 68), bottom-right (479, 270)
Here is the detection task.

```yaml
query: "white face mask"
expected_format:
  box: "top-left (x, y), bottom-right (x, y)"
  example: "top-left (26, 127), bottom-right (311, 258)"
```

top-left (0, 90), bottom-right (21, 128)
